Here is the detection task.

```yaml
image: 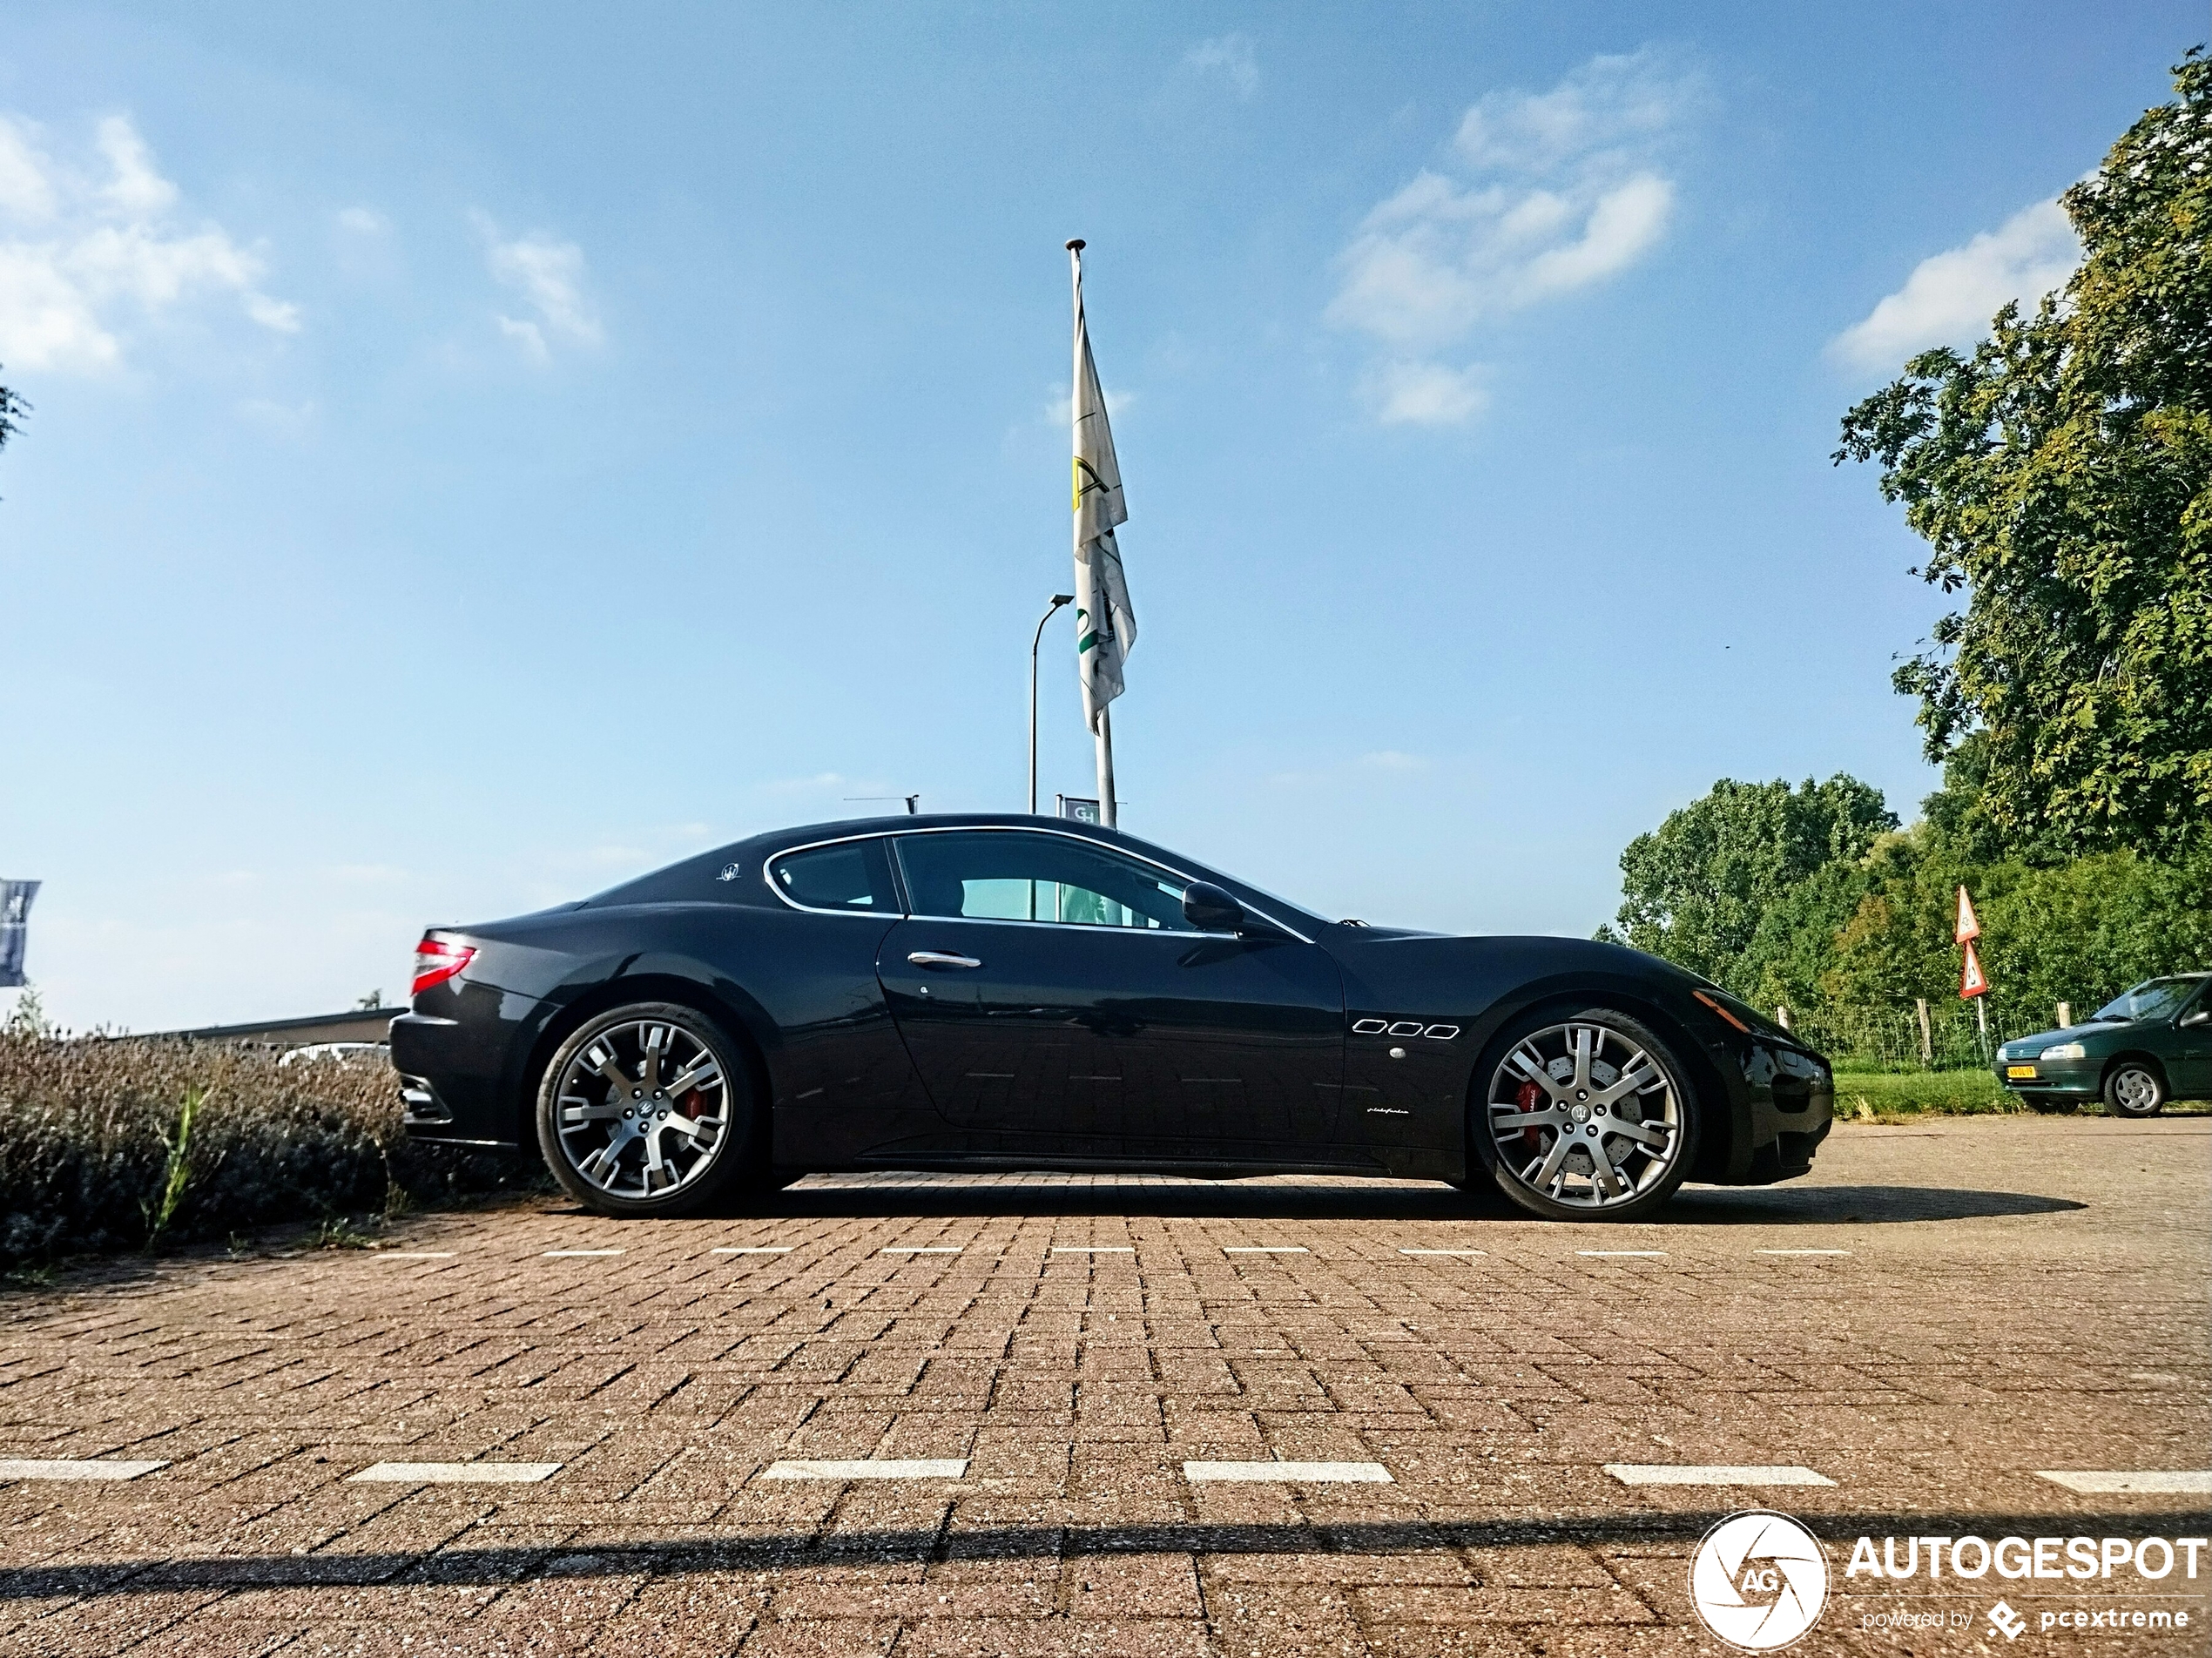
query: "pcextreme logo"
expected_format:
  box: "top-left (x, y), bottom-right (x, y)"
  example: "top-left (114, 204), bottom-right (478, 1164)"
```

top-left (1690, 1510), bottom-right (1831, 1651)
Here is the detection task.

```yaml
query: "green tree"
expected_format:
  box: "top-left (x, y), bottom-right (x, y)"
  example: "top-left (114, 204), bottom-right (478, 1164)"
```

top-left (1604, 776), bottom-right (1897, 992)
top-left (1836, 51), bottom-right (2212, 856)
top-left (0, 366), bottom-right (24, 475)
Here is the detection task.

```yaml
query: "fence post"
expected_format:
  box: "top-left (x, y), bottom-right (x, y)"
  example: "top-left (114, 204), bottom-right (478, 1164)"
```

top-left (1915, 998), bottom-right (1932, 1068)
top-left (2057, 1001), bottom-right (2072, 1028)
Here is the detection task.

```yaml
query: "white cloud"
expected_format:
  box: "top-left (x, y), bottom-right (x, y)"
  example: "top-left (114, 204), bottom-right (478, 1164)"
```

top-left (0, 112), bottom-right (297, 374)
top-left (1359, 750), bottom-right (1429, 772)
top-left (1329, 49), bottom-right (1694, 424)
top-left (335, 206), bottom-right (388, 236)
top-left (1185, 35), bottom-right (1258, 98)
top-left (1364, 359), bottom-right (1488, 426)
top-left (475, 212), bottom-right (602, 359)
top-left (1828, 199), bottom-right (2079, 372)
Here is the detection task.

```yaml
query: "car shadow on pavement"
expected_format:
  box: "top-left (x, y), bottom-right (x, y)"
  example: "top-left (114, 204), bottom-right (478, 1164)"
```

top-left (6, 1508), bottom-right (2198, 1599)
top-left (716, 1177), bottom-right (2084, 1227)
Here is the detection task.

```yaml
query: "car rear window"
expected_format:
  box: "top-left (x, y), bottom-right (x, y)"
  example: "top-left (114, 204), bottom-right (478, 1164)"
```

top-left (766, 839), bottom-right (899, 913)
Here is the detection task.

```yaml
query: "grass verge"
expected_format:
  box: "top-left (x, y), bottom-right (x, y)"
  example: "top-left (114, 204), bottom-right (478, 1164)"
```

top-left (1832, 1067), bottom-right (2210, 1122)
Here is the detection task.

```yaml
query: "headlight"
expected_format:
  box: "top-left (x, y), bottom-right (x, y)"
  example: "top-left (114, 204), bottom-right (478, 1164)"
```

top-left (2040, 1041), bottom-right (2086, 1061)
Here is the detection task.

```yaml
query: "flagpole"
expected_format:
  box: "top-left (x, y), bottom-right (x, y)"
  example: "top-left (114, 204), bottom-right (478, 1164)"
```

top-left (1069, 237), bottom-right (1118, 830)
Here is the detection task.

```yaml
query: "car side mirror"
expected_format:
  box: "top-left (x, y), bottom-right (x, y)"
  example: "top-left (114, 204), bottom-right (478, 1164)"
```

top-left (2182, 1009), bottom-right (2210, 1028)
top-left (1181, 880), bottom-right (1245, 933)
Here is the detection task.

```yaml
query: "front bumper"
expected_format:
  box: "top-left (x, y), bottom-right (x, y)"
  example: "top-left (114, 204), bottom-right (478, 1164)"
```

top-left (1995, 1058), bottom-right (2101, 1096)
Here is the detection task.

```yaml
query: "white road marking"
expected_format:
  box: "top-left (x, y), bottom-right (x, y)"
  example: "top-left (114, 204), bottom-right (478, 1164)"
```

top-left (1604, 1464), bottom-right (1836, 1487)
top-left (1223, 1246), bottom-right (1308, 1254)
top-left (1053, 1245), bottom-right (1135, 1252)
top-left (712, 1246), bottom-right (792, 1255)
top-left (542, 1249), bottom-right (624, 1257)
top-left (347, 1461), bottom-right (562, 1484)
top-left (374, 1251), bottom-right (456, 1260)
top-left (1184, 1460), bottom-right (1393, 1484)
top-left (1755, 1248), bottom-right (1851, 1257)
top-left (1399, 1248), bottom-right (1487, 1257)
top-left (2037, 1470), bottom-right (2212, 1495)
top-left (1577, 1250), bottom-right (1666, 1257)
top-left (763, 1459), bottom-right (968, 1480)
top-left (881, 1247), bottom-right (961, 1255)
top-left (0, 1459), bottom-right (166, 1482)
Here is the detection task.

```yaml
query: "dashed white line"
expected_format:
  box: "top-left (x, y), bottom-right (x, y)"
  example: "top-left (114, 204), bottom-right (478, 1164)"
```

top-left (763, 1459), bottom-right (968, 1480)
top-left (374, 1251), bottom-right (457, 1260)
top-left (542, 1249), bottom-right (624, 1258)
top-left (347, 1461), bottom-right (562, 1485)
top-left (1053, 1246), bottom-right (1135, 1253)
top-left (1604, 1464), bottom-right (1836, 1487)
top-left (1223, 1246), bottom-right (1308, 1255)
top-left (2037, 1470), bottom-right (2212, 1495)
top-left (713, 1246), bottom-right (793, 1255)
top-left (1577, 1250), bottom-right (1666, 1258)
top-left (1399, 1248), bottom-right (1487, 1257)
top-left (0, 1459), bottom-right (167, 1482)
top-left (881, 1247), bottom-right (962, 1255)
top-left (1184, 1460), bottom-right (1393, 1484)
top-left (1755, 1248), bottom-right (1851, 1257)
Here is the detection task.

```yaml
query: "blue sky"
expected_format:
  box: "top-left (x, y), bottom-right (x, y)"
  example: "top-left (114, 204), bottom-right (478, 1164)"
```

top-left (0, 3), bottom-right (2197, 1029)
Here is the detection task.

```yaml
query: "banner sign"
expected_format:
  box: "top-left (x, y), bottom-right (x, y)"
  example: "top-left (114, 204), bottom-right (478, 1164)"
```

top-left (0, 880), bottom-right (37, 988)
top-left (1056, 795), bottom-right (1101, 825)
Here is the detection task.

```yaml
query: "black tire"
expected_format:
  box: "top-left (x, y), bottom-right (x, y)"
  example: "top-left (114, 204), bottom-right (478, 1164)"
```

top-left (2101, 1061), bottom-right (2167, 1119)
top-left (2021, 1093), bottom-right (2080, 1115)
top-left (1471, 1006), bottom-right (1701, 1223)
top-left (536, 1001), bottom-right (760, 1217)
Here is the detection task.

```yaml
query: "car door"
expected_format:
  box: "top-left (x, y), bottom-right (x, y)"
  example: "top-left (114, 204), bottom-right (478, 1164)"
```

top-left (874, 827), bottom-right (1346, 1163)
top-left (2168, 981), bottom-right (2212, 1098)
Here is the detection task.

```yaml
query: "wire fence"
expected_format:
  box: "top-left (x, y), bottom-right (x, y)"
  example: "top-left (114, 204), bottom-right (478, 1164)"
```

top-left (1775, 995), bottom-right (2067, 1072)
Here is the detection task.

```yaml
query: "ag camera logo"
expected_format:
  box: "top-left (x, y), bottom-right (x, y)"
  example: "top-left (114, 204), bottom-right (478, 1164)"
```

top-left (1690, 1510), bottom-right (1831, 1650)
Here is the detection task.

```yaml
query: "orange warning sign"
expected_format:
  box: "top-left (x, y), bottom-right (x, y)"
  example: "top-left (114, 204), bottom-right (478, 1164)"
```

top-left (1954, 886), bottom-right (1981, 944)
top-left (1959, 938), bottom-right (1989, 999)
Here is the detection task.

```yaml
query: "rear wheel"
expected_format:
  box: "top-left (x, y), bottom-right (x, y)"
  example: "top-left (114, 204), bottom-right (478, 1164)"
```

top-left (1475, 1008), bottom-right (1698, 1223)
top-left (2102, 1062), bottom-right (2167, 1119)
top-left (536, 1002), bottom-right (758, 1217)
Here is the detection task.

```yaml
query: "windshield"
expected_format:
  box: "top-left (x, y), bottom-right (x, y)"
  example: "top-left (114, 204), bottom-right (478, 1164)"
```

top-left (2090, 977), bottom-right (2204, 1023)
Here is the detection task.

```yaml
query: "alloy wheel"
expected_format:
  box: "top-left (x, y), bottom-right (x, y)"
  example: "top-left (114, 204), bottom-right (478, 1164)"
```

top-left (2107, 1064), bottom-right (2163, 1117)
top-left (552, 1016), bottom-right (731, 1198)
top-left (1485, 1020), bottom-right (1685, 1211)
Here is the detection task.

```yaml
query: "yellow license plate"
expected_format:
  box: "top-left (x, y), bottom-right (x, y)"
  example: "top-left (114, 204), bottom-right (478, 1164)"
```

top-left (2006, 1065), bottom-right (2039, 1079)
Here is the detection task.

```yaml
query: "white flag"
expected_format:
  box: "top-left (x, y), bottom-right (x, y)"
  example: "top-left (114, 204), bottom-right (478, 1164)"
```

top-left (1071, 264), bottom-right (1135, 732)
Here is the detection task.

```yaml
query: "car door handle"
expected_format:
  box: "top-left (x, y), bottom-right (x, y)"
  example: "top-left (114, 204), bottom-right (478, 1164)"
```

top-left (907, 951), bottom-right (983, 970)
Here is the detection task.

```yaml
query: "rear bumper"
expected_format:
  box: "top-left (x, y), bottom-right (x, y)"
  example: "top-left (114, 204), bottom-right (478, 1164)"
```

top-left (390, 1006), bottom-right (526, 1148)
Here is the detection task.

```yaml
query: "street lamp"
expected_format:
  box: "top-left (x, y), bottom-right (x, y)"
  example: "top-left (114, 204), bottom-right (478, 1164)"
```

top-left (1029, 593), bottom-right (1075, 814)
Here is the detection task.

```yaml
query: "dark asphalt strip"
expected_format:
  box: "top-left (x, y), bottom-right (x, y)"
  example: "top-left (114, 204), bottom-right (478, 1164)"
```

top-left (3, 1510), bottom-right (2205, 1596)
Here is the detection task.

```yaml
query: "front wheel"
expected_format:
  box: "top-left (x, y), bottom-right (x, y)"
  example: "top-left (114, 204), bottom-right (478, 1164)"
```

top-left (1474, 1008), bottom-right (1698, 1223)
top-left (2102, 1062), bottom-right (2167, 1119)
top-left (536, 1002), bottom-right (758, 1217)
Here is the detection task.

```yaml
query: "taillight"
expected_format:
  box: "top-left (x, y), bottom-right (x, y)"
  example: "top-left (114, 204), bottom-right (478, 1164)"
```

top-left (412, 936), bottom-right (476, 997)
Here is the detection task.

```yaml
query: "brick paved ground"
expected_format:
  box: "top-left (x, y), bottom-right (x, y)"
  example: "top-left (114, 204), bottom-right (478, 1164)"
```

top-left (1, 1116), bottom-right (2206, 1656)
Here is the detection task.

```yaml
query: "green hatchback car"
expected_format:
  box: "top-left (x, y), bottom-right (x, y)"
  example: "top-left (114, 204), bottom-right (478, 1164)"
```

top-left (1994, 973), bottom-right (2212, 1116)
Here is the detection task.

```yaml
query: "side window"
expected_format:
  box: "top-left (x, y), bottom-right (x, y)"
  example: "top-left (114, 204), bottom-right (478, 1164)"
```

top-left (893, 832), bottom-right (1194, 931)
top-left (765, 839), bottom-right (899, 913)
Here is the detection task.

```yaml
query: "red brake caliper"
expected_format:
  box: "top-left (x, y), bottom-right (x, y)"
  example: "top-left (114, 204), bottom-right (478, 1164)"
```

top-left (1516, 1079), bottom-right (1544, 1154)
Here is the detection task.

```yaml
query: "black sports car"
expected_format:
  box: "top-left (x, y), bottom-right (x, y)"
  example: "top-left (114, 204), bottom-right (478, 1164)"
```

top-left (393, 814), bottom-right (1833, 1223)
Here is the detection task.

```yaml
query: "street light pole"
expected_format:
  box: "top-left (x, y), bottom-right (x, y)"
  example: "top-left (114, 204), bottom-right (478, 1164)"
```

top-left (1029, 593), bottom-right (1075, 815)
